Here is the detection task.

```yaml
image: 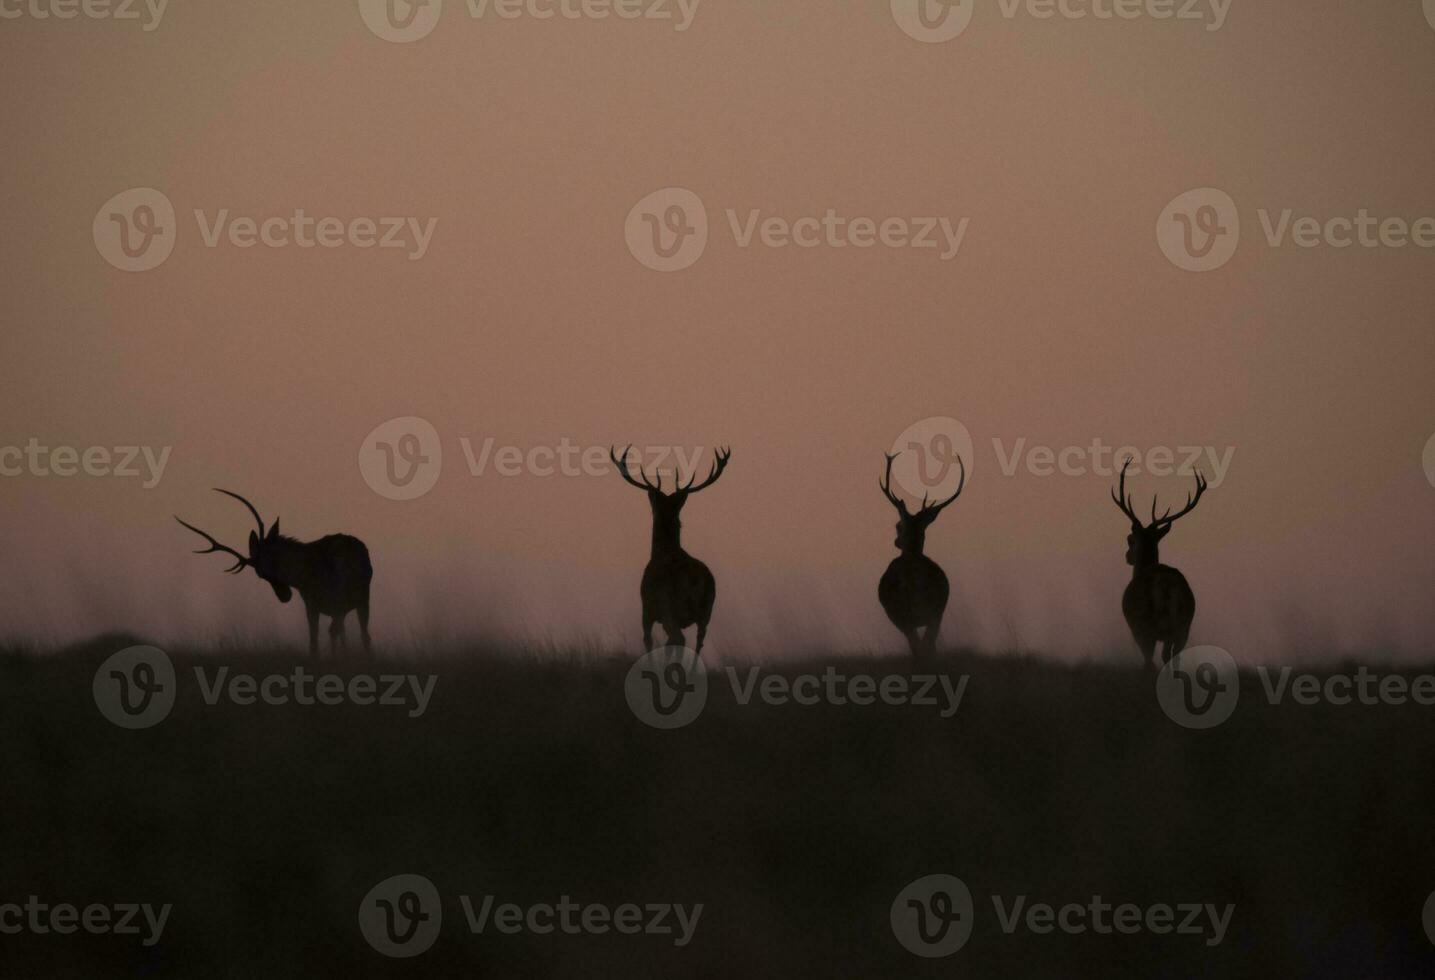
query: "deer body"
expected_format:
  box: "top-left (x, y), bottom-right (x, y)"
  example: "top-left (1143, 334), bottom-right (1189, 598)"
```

top-left (263, 533), bottom-right (373, 653)
top-left (640, 549), bottom-right (717, 654)
top-left (1122, 561), bottom-right (1194, 666)
top-left (611, 446), bottom-right (730, 655)
top-left (1110, 460), bottom-right (1208, 668)
top-left (879, 553), bottom-right (949, 656)
top-left (877, 452), bottom-right (964, 659)
top-left (178, 490), bottom-right (373, 657)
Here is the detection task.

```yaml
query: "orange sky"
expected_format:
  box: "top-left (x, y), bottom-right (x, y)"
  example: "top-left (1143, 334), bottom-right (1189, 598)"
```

top-left (2, 1), bottom-right (1433, 660)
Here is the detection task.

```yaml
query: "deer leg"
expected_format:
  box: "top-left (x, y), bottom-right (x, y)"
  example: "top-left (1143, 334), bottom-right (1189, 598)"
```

top-left (304, 602), bottom-right (320, 658)
top-left (357, 599), bottom-right (372, 656)
top-left (1164, 626), bottom-right (1190, 668)
top-left (694, 620), bottom-right (708, 657)
top-left (1134, 635), bottom-right (1157, 670)
top-left (642, 613), bottom-right (656, 652)
top-left (662, 620), bottom-right (685, 650)
top-left (923, 618), bottom-right (942, 660)
top-left (329, 614), bottom-right (346, 655)
top-left (903, 629), bottom-right (922, 658)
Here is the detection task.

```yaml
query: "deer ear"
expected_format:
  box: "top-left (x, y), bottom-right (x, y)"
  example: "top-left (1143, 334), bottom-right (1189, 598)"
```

top-left (1155, 523), bottom-right (1172, 540)
top-left (268, 519), bottom-right (281, 540)
top-left (248, 530), bottom-right (260, 553)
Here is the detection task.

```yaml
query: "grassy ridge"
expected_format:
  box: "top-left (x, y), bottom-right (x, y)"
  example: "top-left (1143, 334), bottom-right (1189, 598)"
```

top-left (2, 637), bottom-right (1435, 978)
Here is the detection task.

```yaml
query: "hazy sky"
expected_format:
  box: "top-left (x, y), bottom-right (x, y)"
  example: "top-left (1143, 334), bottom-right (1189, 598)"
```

top-left (2, 1), bottom-right (1433, 660)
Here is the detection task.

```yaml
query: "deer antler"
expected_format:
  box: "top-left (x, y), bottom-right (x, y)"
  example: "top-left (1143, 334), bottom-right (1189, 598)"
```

top-left (1110, 457), bottom-right (1143, 527)
top-left (1153, 470), bottom-right (1208, 528)
top-left (879, 453), bottom-right (911, 516)
top-left (174, 517), bottom-right (249, 574)
top-left (916, 454), bottom-right (965, 517)
top-left (213, 488), bottom-right (266, 536)
top-left (678, 447), bottom-right (731, 495)
top-left (881, 451), bottom-right (965, 518)
top-left (1111, 458), bottom-right (1208, 530)
top-left (610, 445), bottom-right (665, 494)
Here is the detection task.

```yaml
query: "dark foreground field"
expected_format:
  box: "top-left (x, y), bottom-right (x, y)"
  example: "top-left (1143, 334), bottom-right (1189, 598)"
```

top-left (3, 637), bottom-right (1435, 979)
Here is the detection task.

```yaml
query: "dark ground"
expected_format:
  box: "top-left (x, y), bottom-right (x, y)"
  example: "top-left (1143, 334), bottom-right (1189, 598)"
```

top-left (3, 635), bottom-right (1435, 978)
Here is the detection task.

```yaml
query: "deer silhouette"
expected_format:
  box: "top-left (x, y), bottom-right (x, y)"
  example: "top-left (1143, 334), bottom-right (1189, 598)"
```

top-left (609, 446), bottom-right (731, 655)
top-left (1110, 459), bottom-right (1208, 669)
top-left (878, 451), bottom-right (965, 659)
top-left (177, 489), bottom-right (373, 657)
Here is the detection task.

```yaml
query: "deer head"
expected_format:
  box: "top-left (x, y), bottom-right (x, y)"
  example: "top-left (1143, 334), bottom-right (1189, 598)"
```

top-left (610, 446), bottom-right (731, 553)
top-left (176, 489), bottom-right (294, 602)
top-left (1110, 458), bottom-right (1208, 568)
top-left (880, 451), bottom-right (965, 555)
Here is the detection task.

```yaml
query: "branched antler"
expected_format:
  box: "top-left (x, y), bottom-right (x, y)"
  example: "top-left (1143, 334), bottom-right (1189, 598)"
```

top-left (610, 445), bottom-right (665, 494)
top-left (175, 517), bottom-right (249, 573)
top-left (1111, 458), bottom-right (1207, 529)
top-left (880, 452), bottom-right (910, 516)
top-left (611, 446), bottom-right (731, 496)
top-left (1111, 457), bottom-right (1142, 527)
top-left (175, 488), bottom-right (271, 573)
top-left (679, 447), bottom-right (731, 495)
top-left (881, 451), bottom-right (964, 518)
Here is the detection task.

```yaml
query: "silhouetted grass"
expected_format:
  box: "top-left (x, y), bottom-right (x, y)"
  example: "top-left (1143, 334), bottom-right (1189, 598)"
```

top-left (2, 636), bottom-right (1434, 978)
